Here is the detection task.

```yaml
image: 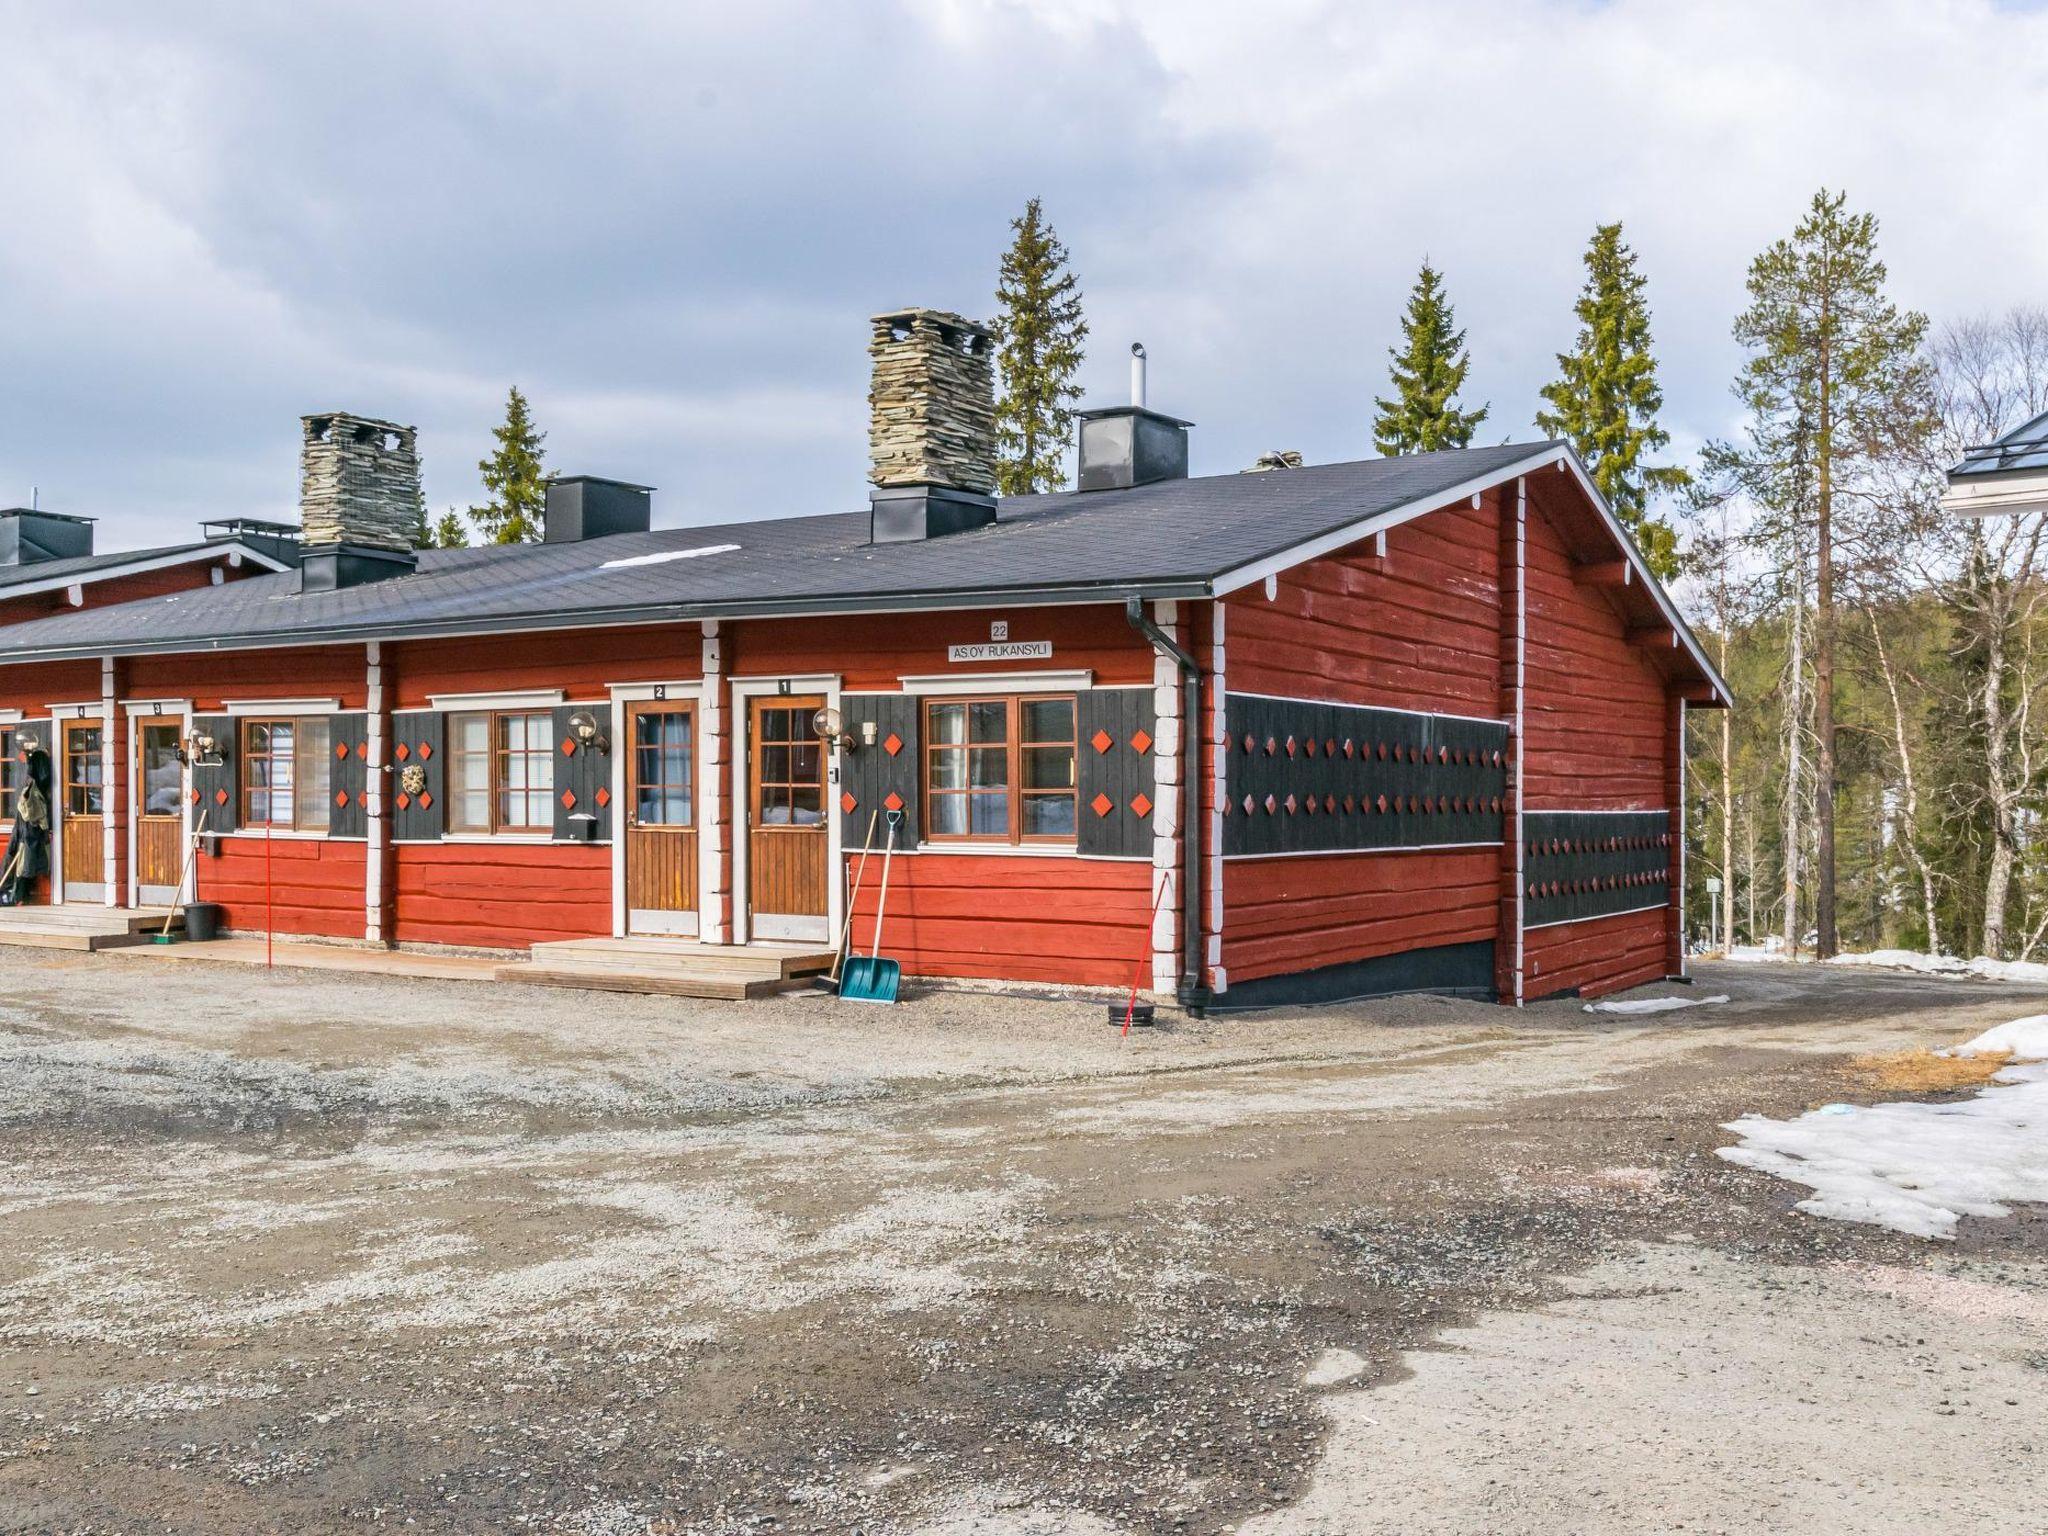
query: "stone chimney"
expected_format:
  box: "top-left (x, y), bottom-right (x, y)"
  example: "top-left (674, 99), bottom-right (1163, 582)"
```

top-left (867, 308), bottom-right (998, 543)
top-left (298, 412), bottom-right (421, 590)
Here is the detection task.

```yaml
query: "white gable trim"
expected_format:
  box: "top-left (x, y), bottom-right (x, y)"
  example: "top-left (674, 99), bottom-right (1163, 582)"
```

top-left (1207, 447), bottom-right (1731, 708)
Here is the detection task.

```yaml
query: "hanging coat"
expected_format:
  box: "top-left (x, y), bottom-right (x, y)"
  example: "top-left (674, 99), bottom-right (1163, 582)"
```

top-left (2, 749), bottom-right (52, 904)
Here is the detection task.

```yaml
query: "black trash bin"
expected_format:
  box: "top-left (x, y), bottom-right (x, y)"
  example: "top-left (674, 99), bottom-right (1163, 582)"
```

top-left (182, 902), bottom-right (222, 943)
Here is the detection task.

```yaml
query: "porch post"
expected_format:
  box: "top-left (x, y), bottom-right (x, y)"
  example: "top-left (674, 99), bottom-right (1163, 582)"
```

top-left (365, 640), bottom-right (393, 945)
top-left (698, 621), bottom-right (729, 944)
top-left (101, 655), bottom-right (120, 907)
top-left (1149, 599), bottom-right (1182, 997)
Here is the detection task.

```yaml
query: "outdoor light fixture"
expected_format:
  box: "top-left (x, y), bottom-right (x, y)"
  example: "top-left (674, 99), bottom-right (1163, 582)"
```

top-left (181, 728), bottom-right (221, 766)
top-left (861, 720), bottom-right (878, 748)
top-left (567, 709), bottom-right (609, 755)
top-left (812, 706), bottom-right (856, 753)
top-left (14, 729), bottom-right (39, 755)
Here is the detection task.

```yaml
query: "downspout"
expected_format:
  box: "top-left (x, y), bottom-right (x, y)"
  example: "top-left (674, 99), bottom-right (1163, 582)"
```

top-left (1125, 595), bottom-right (1206, 1011)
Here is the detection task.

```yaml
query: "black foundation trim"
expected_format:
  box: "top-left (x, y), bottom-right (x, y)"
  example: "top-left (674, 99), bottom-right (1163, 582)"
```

top-left (1208, 938), bottom-right (1496, 1012)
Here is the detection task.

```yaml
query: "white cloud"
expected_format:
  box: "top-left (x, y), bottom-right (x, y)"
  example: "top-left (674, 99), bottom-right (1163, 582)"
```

top-left (1, 0), bottom-right (2044, 548)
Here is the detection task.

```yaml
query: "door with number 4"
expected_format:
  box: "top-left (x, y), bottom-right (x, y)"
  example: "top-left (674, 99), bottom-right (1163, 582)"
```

top-left (748, 696), bottom-right (828, 942)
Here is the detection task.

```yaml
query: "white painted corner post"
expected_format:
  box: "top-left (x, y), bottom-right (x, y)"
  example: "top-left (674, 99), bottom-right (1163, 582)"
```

top-left (365, 640), bottom-right (391, 944)
top-left (697, 620), bottom-right (729, 944)
top-left (100, 655), bottom-right (118, 906)
top-left (1206, 602), bottom-right (1227, 998)
top-left (1149, 599), bottom-right (1182, 998)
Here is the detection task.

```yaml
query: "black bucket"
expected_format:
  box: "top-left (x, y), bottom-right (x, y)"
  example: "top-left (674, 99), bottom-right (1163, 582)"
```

top-left (181, 902), bottom-right (222, 943)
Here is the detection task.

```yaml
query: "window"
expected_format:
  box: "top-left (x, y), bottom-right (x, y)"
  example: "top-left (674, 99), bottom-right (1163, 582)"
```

top-left (65, 725), bottom-right (104, 818)
top-left (240, 717), bottom-right (330, 831)
top-left (447, 710), bottom-right (554, 834)
top-left (754, 705), bottom-right (823, 826)
top-left (924, 695), bottom-right (1077, 844)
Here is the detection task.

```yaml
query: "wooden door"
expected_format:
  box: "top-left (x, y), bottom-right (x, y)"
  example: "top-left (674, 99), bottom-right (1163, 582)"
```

top-left (61, 721), bottom-right (105, 898)
top-left (625, 702), bottom-right (698, 935)
top-left (136, 722), bottom-right (183, 899)
top-left (748, 695), bottom-right (828, 941)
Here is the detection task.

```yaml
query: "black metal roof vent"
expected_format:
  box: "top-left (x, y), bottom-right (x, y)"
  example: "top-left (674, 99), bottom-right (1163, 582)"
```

top-left (546, 476), bottom-right (654, 543)
top-left (0, 509), bottom-right (94, 566)
top-left (1077, 343), bottom-right (1192, 492)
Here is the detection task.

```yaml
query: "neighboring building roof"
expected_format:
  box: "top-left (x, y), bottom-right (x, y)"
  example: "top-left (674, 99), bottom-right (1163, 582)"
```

top-left (1942, 408), bottom-right (2048, 516)
top-left (0, 539), bottom-right (292, 598)
top-left (0, 442), bottom-right (1728, 704)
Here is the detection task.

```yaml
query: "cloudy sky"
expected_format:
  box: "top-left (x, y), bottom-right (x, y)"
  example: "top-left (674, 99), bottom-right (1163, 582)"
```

top-left (3, 0), bottom-right (2046, 548)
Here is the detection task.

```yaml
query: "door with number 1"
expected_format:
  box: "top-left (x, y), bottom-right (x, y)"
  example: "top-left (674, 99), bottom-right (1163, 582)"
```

top-left (748, 696), bottom-right (828, 942)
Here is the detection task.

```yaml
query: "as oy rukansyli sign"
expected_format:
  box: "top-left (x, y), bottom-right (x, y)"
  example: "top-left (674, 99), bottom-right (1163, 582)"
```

top-left (947, 641), bottom-right (1052, 662)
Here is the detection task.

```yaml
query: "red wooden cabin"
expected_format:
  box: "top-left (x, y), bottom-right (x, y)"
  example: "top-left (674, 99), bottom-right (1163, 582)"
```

top-left (0, 314), bottom-right (1726, 1006)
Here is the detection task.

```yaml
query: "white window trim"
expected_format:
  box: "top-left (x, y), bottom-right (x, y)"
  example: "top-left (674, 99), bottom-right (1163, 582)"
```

top-left (47, 700), bottom-right (104, 721)
top-left (426, 688), bottom-right (566, 711)
top-left (439, 708), bottom-right (562, 841)
top-left (896, 669), bottom-right (1095, 697)
top-left (120, 698), bottom-right (187, 718)
top-left (222, 698), bottom-right (341, 717)
top-left (729, 674), bottom-right (842, 947)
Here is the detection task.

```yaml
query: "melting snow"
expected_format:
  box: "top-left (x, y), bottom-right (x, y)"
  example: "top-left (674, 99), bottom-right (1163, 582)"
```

top-left (1584, 994), bottom-right (1730, 1015)
top-left (599, 543), bottom-right (740, 570)
top-left (1719, 1015), bottom-right (2048, 1240)
top-left (1821, 950), bottom-right (2048, 985)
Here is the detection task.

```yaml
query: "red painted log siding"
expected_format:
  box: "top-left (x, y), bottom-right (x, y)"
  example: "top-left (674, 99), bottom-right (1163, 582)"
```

top-left (1223, 849), bottom-right (1498, 985)
top-left (1520, 483), bottom-right (1666, 811)
top-left (730, 606), bottom-right (1153, 689)
top-left (1525, 906), bottom-right (1666, 1001)
top-left (0, 558), bottom-right (250, 628)
top-left (395, 842), bottom-right (609, 949)
top-left (1218, 499), bottom-right (1507, 990)
top-left (0, 658), bottom-right (104, 715)
top-left (391, 623), bottom-right (701, 704)
top-left (845, 854), bottom-right (1150, 987)
top-left (198, 836), bottom-right (366, 939)
top-left (1222, 498), bottom-right (1503, 713)
top-left (124, 646), bottom-right (368, 711)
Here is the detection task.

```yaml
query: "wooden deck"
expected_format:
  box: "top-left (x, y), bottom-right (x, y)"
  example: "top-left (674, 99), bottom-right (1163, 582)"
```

top-left (0, 905), bottom-right (180, 952)
top-left (499, 937), bottom-right (838, 1001)
top-left (102, 936), bottom-right (504, 983)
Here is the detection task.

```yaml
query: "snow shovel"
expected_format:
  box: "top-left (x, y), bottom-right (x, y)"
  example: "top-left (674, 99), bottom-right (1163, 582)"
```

top-left (840, 810), bottom-right (902, 1005)
top-left (154, 809), bottom-right (210, 944)
top-left (817, 810), bottom-right (879, 994)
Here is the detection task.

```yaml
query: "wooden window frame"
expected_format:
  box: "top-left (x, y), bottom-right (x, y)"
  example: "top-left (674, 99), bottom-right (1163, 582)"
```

top-left (136, 721), bottom-right (184, 822)
top-left (64, 722), bottom-right (106, 820)
top-left (922, 694), bottom-right (1078, 847)
top-left (628, 703), bottom-right (696, 829)
top-left (447, 709), bottom-right (555, 837)
top-left (239, 717), bottom-right (330, 833)
top-left (0, 727), bottom-right (16, 824)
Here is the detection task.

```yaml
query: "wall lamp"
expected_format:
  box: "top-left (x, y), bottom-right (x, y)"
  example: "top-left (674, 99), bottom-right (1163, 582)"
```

top-left (812, 706), bottom-right (859, 752)
top-left (568, 709), bottom-right (610, 755)
top-left (180, 728), bottom-right (222, 767)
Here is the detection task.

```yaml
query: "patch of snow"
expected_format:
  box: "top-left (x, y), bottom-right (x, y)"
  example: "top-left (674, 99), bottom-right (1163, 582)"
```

top-left (1948, 1015), bottom-right (2048, 1062)
top-left (1583, 994), bottom-right (1730, 1015)
top-left (1718, 1060), bottom-right (2048, 1239)
top-left (599, 543), bottom-right (740, 570)
top-left (1722, 946), bottom-right (1789, 964)
top-left (1304, 1347), bottom-right (1367, 1387)
top-left (1821, 950), bottom-right (2048, 985)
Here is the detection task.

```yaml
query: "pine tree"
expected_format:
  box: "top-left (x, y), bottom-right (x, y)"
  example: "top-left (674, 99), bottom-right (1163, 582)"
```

top-left (1719, 189), bottom-right (1933, 958)
top-left (430, 509), bottom-right (470, 548)
top-left (1536, 223), bottom-right (1688, 578)
top-left (1373, 260), bottom-right (1489, 455)
top-left (470, 387), bottom-right (548, 544)
top-left (993, 198), bottom-right (1088, 494)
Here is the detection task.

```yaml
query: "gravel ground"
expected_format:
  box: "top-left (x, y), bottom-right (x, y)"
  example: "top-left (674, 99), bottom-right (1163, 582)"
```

top-left (0, 952), bottom-right (2043, 1533)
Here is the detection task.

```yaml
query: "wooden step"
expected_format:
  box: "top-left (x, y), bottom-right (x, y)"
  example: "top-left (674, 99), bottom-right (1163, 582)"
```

top-left (495, 964), bottom-right (798, 1001)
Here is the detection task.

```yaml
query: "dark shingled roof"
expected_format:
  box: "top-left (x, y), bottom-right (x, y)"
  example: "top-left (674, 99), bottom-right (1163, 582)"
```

top-left (0, 542), bottom-right (235, 591)
top-left (0, 443), bottom-right (1549, 660)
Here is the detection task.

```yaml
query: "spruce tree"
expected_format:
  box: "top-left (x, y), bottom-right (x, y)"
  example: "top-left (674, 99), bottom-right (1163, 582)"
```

top-left (993, 197), bottom-right (1088, 494)
top-left (1372, 260), bottom-right (1489, 455)
top-left (1536, 223), bottom-right (1688, 578)
top-left (470, 387), bottom-right (548, 544)
top-left (430, 509), bottom-right (470, 548)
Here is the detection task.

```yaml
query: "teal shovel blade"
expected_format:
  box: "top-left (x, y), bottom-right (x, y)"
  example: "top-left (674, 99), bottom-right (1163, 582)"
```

top-left (839, 954), bottom-right (900, 1004)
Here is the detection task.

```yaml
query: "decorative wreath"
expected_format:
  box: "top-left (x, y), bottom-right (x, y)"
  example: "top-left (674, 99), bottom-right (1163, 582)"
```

top-left (400, 763), bottom-right (427, 796)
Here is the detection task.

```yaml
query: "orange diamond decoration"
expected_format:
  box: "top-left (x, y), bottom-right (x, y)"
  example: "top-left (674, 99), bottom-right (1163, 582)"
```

top-left (1090, 792), bottom-right (1114, 818)
top-left (1131, 793), bottom-right (1153, 818)
top-left (840, 790), bottom-right (857, 815)
top-left (561, 737), bottom-right (578, 757)
top-left (335, 742), bottom-right (349, 760)
top-left (882, 732), bottom-right (903, 757)
top-left (395, 793), bottom-right (410, 810)
top-left (214, 788), bottom-right (229, 806)
top-left (418, 742), bottom-right (432, 760)
top-left (334, 790), bottom-right (348, 808)
top-left (394, 742), bottom-right (409, 761)
top-left (594, 787), bottom-right (610, 808)
top-left (356, 742), bottom-right (367, 759)
top-left (560, 789), bottom-right (577, 810)
top-left (1091, 729), bottom-right (1113, 754)
top-left (883, 791), bottom-right (904, 812)
top-left (1130, 729), bottom-right (1153, 755)
top-left (419, 792), bottom-right (432, 809)
top-left (356, 792), bottom-right (367, 807)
